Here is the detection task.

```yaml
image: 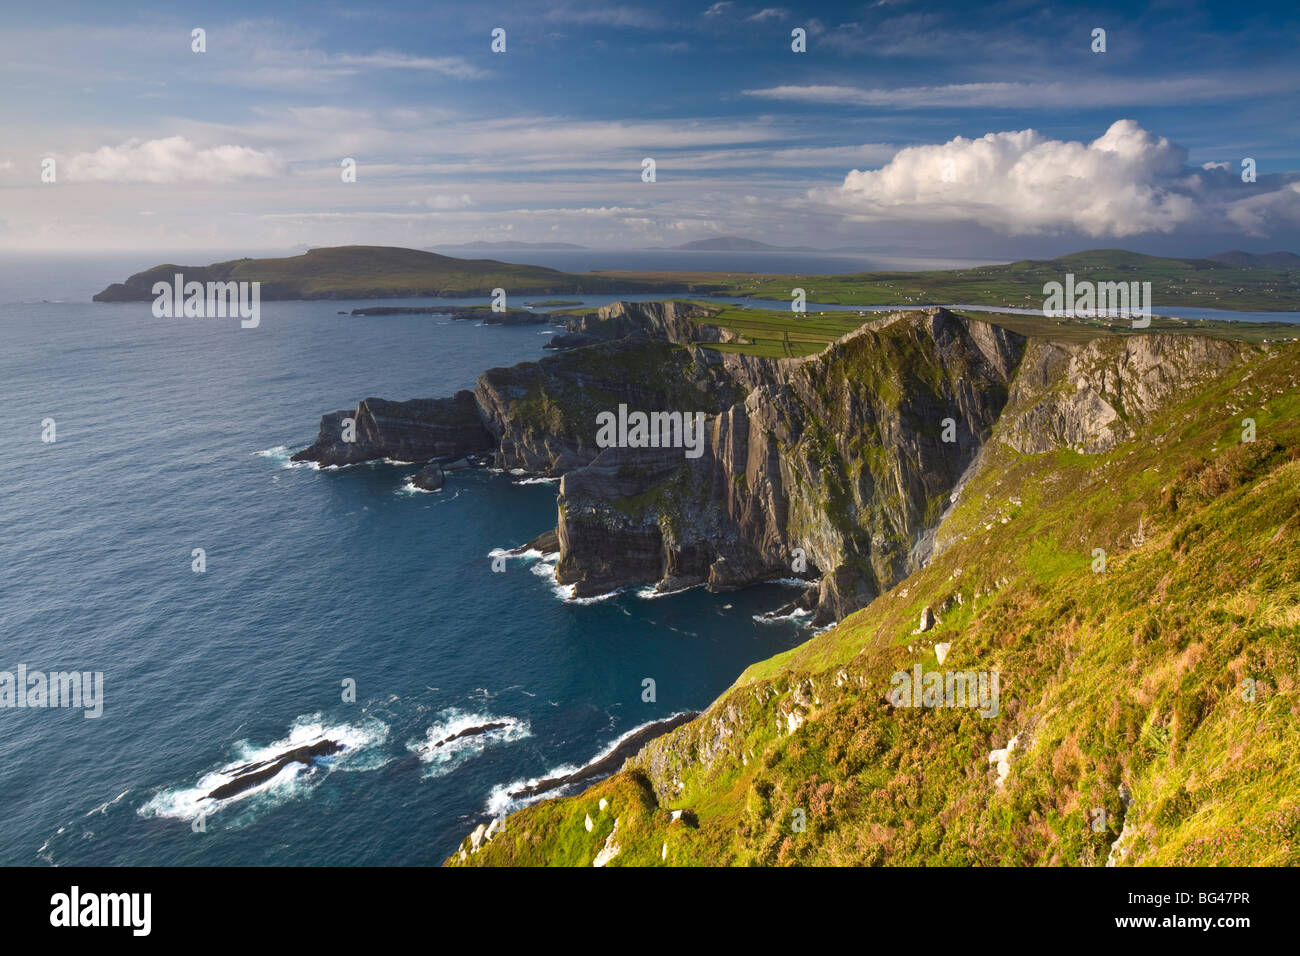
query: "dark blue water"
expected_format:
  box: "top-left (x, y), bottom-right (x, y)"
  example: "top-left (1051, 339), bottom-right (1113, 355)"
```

top-left (4, 251), bottom-right (1292, 868)
top-left (0, 256), bottom-right (811, 866)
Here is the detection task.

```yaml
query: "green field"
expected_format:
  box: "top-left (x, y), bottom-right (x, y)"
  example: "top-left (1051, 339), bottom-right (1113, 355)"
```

top-left (596, 248), bottom-right (1300, 313)
top-left (671, 302), bottom-right (1300, 358)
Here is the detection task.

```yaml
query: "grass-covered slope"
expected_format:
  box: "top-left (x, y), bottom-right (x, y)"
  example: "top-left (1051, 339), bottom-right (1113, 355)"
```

top-left (92, 245), bottom-right (682, 301)
top-left (451, 336), bottom-right (1300, 866)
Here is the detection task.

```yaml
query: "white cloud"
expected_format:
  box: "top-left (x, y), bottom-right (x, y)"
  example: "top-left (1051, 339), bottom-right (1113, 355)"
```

top-left (747, 8), bottom-right (789, 21)
top-left (744, 74), bottom-right (1300, 109)
top-left (62, 136), bottom-right (284, 184)
top-left (816, 119), bottom-right (1300, 238)
top-left (413, 193), bottom-right (474, 210)
top-left (545, 4), bottom-right (663, 27)
top-left (332, 52), bottom-right (485, 79)
top-left (704, 2), bottom-right (733, 16)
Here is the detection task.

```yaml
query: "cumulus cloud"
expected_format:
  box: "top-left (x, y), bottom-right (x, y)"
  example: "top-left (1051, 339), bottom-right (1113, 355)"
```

top-left (815, 119), bottom-right (1300, 238)
top-left (747, 8), bottom-right (789, 21)
top-left (62, 136), bottom-right (284, 184)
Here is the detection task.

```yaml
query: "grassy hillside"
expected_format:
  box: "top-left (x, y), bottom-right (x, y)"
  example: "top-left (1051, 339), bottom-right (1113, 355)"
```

top-left (451, 332), bottom-right (1300, 867)
top-left (597, 249), bottom-right (1300, 312)
top-left (92, 245), bottom-right (683, 301)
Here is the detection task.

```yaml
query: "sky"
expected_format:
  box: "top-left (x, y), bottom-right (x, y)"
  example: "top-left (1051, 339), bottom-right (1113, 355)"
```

top-left (1, 0), bottom-right (1297, 258)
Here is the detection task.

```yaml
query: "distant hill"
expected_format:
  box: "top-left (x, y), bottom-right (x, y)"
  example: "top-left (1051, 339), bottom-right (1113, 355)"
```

top-left (598, 247), bottom-right (1300, 311)
top-left (674, 236), bottom-right (822, 252)
top-left (430, 241), bottom-right (589, 251)
top-left (1204, 250), bottom-right (1300, 269)
top-left (92, 245), bottom-right (682, 302)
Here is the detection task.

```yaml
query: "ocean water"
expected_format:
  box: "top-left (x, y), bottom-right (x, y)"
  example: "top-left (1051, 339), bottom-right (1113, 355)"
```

top-left (0, 256), bottom-right (812, 866)
top-left (4, 251), bottom-right (1293, 869)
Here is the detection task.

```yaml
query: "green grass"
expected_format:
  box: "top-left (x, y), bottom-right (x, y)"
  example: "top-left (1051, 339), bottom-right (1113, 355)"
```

top-left (454, 338), bottom-right (1300, 867)
top-left (598, 249), bottom-right (1300, 312)
top-left (669, 301), bottom-right (1296, 360)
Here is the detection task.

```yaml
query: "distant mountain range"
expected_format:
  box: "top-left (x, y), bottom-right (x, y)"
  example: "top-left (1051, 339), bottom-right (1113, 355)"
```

top-left (430, 237), bottom-right (1300, 264)
top-left (1203, 250), bottom-right (1300, 269)
top-left (90, 244), bottom-right (1300, 309)
top-left (430, 241), bottom-right (590, 251)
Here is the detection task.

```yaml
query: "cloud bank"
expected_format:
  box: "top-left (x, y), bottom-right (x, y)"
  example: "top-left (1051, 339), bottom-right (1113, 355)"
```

top-left (816, 120), bottom-right (1299, 238)
top-left (63, 136), bottom-right (284, 184)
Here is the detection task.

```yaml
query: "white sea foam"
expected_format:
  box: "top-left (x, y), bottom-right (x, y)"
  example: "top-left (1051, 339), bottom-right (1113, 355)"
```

top-left (635, 582), bottom-right (702, 600)
top-left (409, 709), bottom-right (531, 779)
top-left (85, 789), bottom-right (132, 817)
top-left (753, 607), bottom-right (813, 624)
top-left (254, 445), bottom-right (316, 470)
top-left (398, 478), bottom-right (443, 495)
top-left (523, 551), bottom-right (623, 603)
top-left (137, 714), bottom-right (389, 822)
top-left (485, 713), bottom-right (691, 816)
top-left (513, 475), bottom-right (559, 485)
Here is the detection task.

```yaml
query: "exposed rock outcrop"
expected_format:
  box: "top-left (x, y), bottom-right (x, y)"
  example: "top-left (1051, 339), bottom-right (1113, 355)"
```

top-left (410, 463), bottom-right (444, 491)
top-left (291, 390), bottom-right (494, 467)
top-left (203, 739), bottom-right (343, 802)
top-left (295, 301), bottom-right (1248, 626)
top-left (999, 336), bottom-right (1245, 454)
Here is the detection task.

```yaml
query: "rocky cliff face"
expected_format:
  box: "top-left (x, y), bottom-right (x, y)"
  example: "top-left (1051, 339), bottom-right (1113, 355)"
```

top-left (552, 309), bottom-right (1027, 621)
top-left (999, 335), bottom-right (1245, 455)
top-left (290, 390), bottom-right (494, 466)
top-left (293, 301), bottom-right (1247, 624)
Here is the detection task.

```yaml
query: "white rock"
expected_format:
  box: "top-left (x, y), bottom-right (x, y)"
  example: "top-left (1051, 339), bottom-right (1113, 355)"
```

top-left (470, 823), bottom-right (487, 850)
top-left (593, 818), bottom-right (621, 867)
top-left (661, 842), bottom-right (668, 861)
top-left (598, 798), bottom-right (608, 811)
top-left (987, 734), bottom-right (1019, 788)
top-left (785, 710), bottom-right (805, 734)
top-left (935, 642), bottom-right (951, 665)
top-left (584, 813), bottom-right (594, 832)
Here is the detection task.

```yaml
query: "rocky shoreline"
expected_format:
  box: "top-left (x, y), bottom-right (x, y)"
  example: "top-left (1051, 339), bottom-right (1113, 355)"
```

top-left (291, 299), bottom-right (1243, 626)
top-left (349, 306), bottom-right (554, 325)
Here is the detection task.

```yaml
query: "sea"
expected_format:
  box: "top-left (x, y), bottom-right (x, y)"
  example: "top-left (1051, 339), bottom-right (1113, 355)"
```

top-left (2, 251), bottom-right (1295, 867)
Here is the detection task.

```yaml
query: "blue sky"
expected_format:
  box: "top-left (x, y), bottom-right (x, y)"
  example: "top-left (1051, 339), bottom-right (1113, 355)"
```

top-left (1, 0), bottom-right (1297, 256)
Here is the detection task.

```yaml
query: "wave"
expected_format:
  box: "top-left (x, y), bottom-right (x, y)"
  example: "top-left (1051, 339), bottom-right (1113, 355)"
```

top-left (513, 475), bottom-right (559, 485)
top-left (524, 554), bottom-right (626, 604)
top-left (408, 709), bottom-right (531, 779)
top-left (85, 789), bottom-right (132, 817)
top-left (397, 477), bottom-right (445, 495)
top-left (254, 445), bottom-right (316, 470)
top-left (753, 606), bottom-right (813, 624)
top-left (485, 712), bottom-right (696, 816)
top-left (137, 714), bottom-right (389, 822)
top-left (635, 582), bottom-right (703, 600)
